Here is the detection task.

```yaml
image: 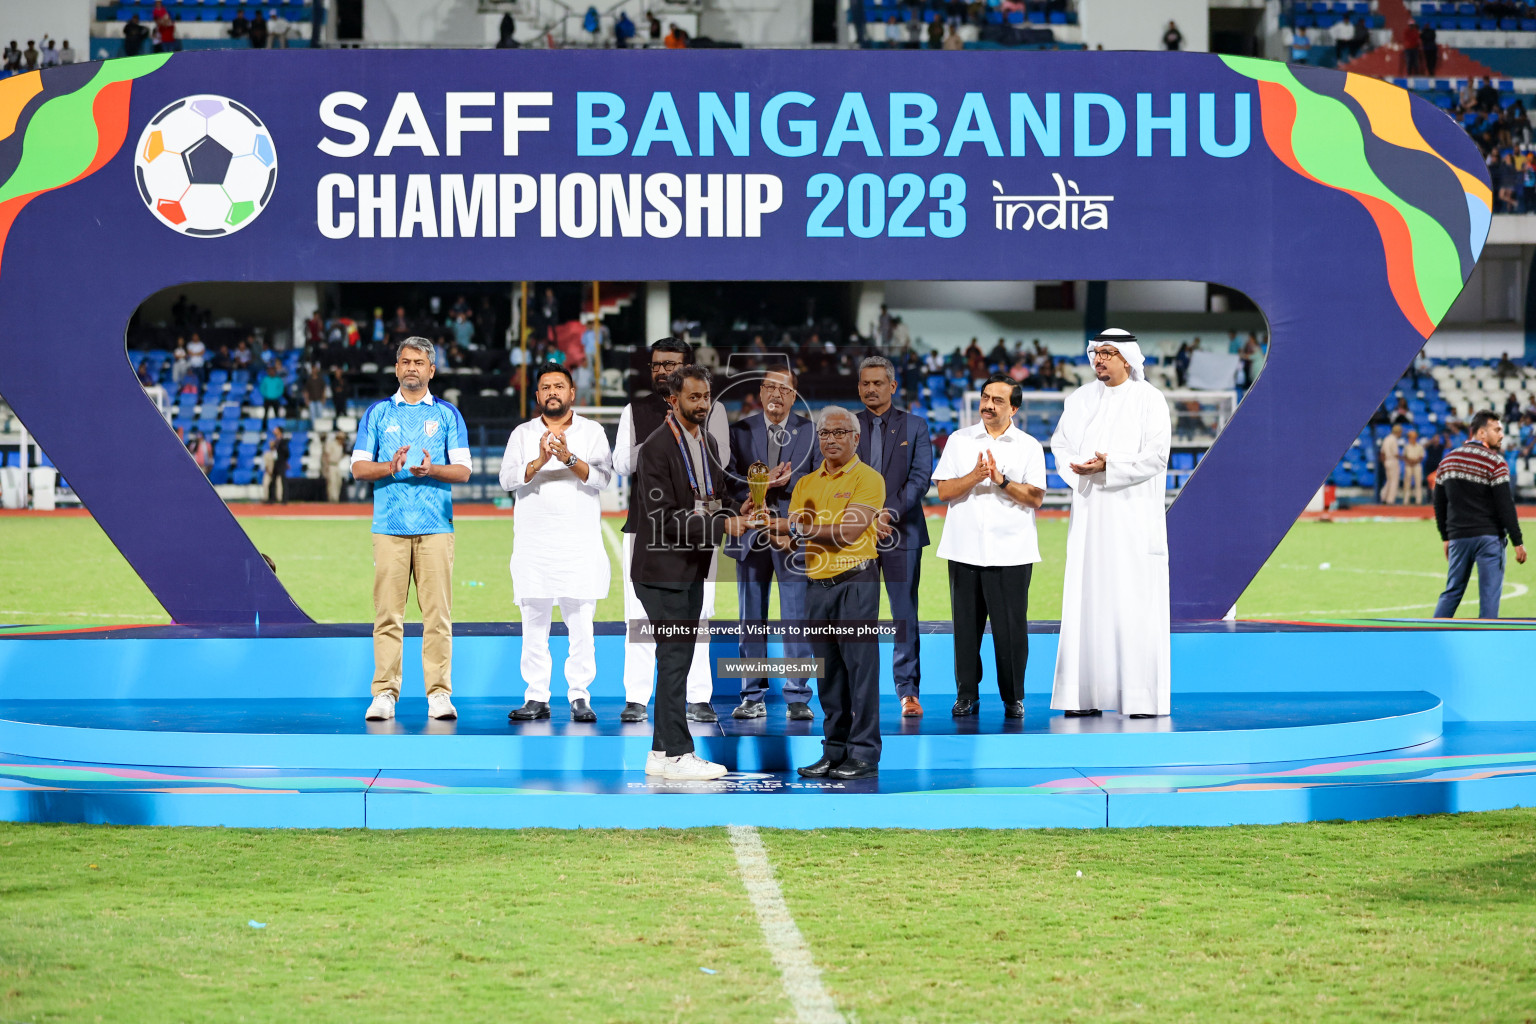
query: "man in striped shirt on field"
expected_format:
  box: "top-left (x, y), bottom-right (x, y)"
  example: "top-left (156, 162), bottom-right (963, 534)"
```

top-left (1433, 410), bottom-right (1527, 619)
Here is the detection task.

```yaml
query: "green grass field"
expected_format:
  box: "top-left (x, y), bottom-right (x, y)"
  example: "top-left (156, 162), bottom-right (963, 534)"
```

top-left (0, 512), bottom-right (1530, 626)
top-left (2, 812), bottom-right (1534, 1023)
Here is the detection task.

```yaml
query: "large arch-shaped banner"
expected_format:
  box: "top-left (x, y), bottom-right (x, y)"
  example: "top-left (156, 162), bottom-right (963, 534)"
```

top-left (0, 50), bottom-right (1488, 623)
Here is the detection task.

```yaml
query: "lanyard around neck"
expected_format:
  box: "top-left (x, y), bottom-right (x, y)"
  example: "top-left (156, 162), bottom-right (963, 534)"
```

top-left (666, 412), bottom-right (713, 497)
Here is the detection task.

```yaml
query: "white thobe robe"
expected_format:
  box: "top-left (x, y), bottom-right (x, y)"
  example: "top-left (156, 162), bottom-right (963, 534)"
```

top-left (500, 414), bottom-right (614, 602)
top-left (1050, 379), bottom-right (1172, 716)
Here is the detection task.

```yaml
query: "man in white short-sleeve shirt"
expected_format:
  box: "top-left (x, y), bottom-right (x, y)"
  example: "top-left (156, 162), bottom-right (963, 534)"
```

top-left (932, 373), bottom-right (1047, 719)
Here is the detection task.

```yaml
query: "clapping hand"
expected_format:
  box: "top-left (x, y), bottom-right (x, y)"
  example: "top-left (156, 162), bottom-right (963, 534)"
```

top-left (1069, 451), bottom-right (1107, 475)
top-left (388, 445), bottom-right (410, 474)
top-left (409, 449), bottom-right (433, 477)
top-left (985, 450), bottom-right (1006, 486)
top-left (768, 460), bottom-right (792, 489)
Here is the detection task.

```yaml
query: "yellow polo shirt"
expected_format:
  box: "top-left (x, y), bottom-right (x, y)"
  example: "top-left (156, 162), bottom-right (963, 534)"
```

top-left (788, 456), bottom-right (885, 580)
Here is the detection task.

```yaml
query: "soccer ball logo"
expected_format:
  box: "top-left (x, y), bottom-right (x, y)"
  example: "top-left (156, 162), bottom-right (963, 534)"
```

top-left (134, 94), bottom-right (277, 237)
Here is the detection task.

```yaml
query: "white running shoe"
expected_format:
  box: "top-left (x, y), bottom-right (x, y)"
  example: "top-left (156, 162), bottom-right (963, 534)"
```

top-left (644, 750), bottom-right (669, 776)
top-left (662, 752), bottom-right (729, 781)
top-left (427, 692), bottom-right (458, 720)
top-left (365, 693), bottom-right (396, 721)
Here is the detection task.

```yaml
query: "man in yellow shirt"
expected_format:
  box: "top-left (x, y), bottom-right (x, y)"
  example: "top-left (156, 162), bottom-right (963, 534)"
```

top-left (756, 407), bottom-right (886, 780)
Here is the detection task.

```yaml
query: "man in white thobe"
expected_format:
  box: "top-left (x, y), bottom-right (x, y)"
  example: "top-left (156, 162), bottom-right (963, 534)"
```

top-left (500, 364), bottom-right (614, 722)
top-left (613, 338), bottom-right (729, 723)
top-left (1051, 329), bottom-right (1172, 719)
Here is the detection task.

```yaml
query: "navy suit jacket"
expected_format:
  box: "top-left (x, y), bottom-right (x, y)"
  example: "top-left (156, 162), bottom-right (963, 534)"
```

top-left (725, 410), bottom-right (820, 561)
top-left (856, 405), bottom-right (933, 549)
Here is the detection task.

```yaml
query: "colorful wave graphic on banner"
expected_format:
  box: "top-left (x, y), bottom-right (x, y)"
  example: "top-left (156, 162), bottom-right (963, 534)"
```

top-left (0, 54), bottom-right (171, 276)
top-left (1222, 55), bottom-right (1488, 340)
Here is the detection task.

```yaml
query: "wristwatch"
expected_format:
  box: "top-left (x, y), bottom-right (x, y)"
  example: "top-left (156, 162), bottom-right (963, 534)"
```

top-left (788, 519), bottom-right (810, 540)
top-left (562, 452), bottom-right (578, 468)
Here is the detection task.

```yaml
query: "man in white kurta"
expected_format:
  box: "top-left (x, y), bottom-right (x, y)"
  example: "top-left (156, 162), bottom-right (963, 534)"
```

top-left (1051, 330), bottom-right (1172, 718)
top-left (612, 339), bottom-right (729, 723)
top-left (500, 365), bottom-right (614, 722)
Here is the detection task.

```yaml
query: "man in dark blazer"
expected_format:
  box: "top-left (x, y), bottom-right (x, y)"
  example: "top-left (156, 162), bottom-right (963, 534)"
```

top-left (631, 365), bottom-right (751, 781)
top-left (725, 366), bottom-right (822, 719)
top-left (856, 356), bottom-right (933, 716)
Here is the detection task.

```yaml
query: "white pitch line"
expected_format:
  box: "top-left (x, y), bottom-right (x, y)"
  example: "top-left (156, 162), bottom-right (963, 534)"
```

top-left (600, 518), bottom-right (625, 565)
top-left (727, 825), bottom-right (845, 1024)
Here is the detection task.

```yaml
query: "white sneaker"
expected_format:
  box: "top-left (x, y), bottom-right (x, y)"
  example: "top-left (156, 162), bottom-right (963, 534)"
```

top-left (661, 752), bottom-right (729, 781)
top-left (365, 693), bottom-right (396, 721)
top-left (644, 750), bottom-right (669, 776)
top-left (427, 692), bottom-right (458, 720)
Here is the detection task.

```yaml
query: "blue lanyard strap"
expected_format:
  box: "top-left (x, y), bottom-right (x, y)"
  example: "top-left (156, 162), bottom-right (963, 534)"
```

top-left (666, 412), bottom-right (714, 498)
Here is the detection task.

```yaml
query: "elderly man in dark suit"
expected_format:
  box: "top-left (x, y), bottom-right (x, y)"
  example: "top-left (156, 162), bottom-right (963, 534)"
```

top-left (726, 365), bottom-right (822, 720)
top-left (855, 356), bottom-right (933, 716)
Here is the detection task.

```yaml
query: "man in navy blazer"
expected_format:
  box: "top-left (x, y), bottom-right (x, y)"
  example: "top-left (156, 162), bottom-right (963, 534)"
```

top-left (856, 356), bottom-right (933, 716)
top-left (726, 367), bottom-right (822, 719)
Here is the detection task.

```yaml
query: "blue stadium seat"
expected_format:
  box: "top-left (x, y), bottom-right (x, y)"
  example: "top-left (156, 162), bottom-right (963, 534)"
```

top-left (1006, 10), bottom-right (1023, 24)
top-left (1045, 452), bottom-right (1055, 470)
top-left (1171, 452), bottom-right (1195, 471)
top-left (1046, 473), bottom-right (1065, 490)
top-left (232, 468), bottom-right (255, 485)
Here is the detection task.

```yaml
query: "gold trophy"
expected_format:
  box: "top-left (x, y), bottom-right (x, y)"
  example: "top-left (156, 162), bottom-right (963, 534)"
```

top-left (747, 461), bottom-right (771, 525)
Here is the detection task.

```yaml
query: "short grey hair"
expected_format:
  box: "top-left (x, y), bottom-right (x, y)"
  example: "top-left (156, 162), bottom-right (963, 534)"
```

top-left (397, 336), bottom-right (435, 364)
top-left (859, 355), bottom-right (896, 383)
top-left (817, 405), bottom-right (859, 433)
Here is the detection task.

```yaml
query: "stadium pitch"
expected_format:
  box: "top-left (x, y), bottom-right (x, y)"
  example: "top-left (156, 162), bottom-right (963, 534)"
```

top-left (1, 512), bottom-right (1530, 627)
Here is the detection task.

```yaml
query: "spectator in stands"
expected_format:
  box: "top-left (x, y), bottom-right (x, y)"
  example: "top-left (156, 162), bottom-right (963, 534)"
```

top-left (1420, 22), bottom-right (1438, 77)
top-left (1496, 351), bottom-right (1520, 383)
top-left (1434, 410), bottom-right (1526, 618)
top-left (264, 426), bottom-right (289, 505)
top-left (927, 16), bottom-right (944, 48)
top-left (451, 311), bottom-right (475, 351)
top-left (1163, 20), bottom-right (1182, 50)
top-left (1506, 392), bottom-right (1522, 424)
top-left (269, 9), bottom-right (290, 48)
top-left (1403, 429), bottom-right (1427, 505)
top-left (1390, 396), bottom-right (1413, 426)
top-left (664, 22), bottom-right (689, 48)
top-left (1477, 77), bottom-right (1502, 115)
top-left (1349, 17), bottom-right (1369, 60)
top-left (211, 344), bottom-right (233, 373)
top-left (883, 16), bottom-right (903, 47)
top-left (171, 341), bottom-right (188, 385)
top-left (322, 432), bottom-right (347, 502)
top-left (943, 24), bottom-right (964, 49)
top-left (1380, 423), bottom-right (1404, 504)
top-left (1403, 22), bottom-right (1421, 75)
top-left (259, 362), bottom-right (285, 425)
top-left (329, 366), bottom-right (349, 417)
top-left (583, 6), bottom-right (601, 43)
top-left (136, 360), bottom-right (154, 389)
top-left (2, 41), bottom-right (17, 73)
top-left (233, 339), bottom-right (253, 369)
top-left (249, 10), bottom-right (269, 49)
top-left (1330, 16), bottom-right (1352, 66)
top-left (187, 430), bottom-right (211, 475)
top-left (231, 9), bottom-right (251, 40)
top-left (58, 40), bottom-right (73, 65)
top-left (1289, 26), bottom-right (1309, 65)
top-left (40, 38), bottom-right (56, 68)
top-left (616, 11), bottom-right (636, 47)
top-left (648, 11), bottom-right (662, 42)
top-left (1423, 429), bottom-right (1446, 481)
top-left (849, 0), bottom-right (867, 44)
top-left (304, 365), bottom-right (328, 422)
top-left (185, 333), bottom-right (205, 384)
top-left (22, 40), bottom-right (36, 71)
top-left (498, 11), bottom-right (518, 47)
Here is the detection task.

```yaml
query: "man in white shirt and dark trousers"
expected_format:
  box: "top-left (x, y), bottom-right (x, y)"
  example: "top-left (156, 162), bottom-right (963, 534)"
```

top-left (613, 338), bottom-right (729, 723)
top-left (501, 364), bottom-right (615, 722)
top-left (932, 374), bottom-right (1047, 718)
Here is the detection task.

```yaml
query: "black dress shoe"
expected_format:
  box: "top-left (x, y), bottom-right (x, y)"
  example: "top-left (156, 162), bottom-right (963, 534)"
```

top-left (797, 755), bottom-right (841, 778)
top-left (951, 699), bottom-right (980, 717)
top-left (620, 702), bottom-right (649, 723)
top-left (732, 700), bottom-right (766, 719)
top-left (1064, 708), bottom-right (1102, 717)
top-left (570, 699), bottom-right (597, 722)
top-left (786, 701), bottom-right (814, 721)
top-left (686, 701), bottom-right (718, 723)
top-left (1129, 713), bottom-right (1159, 719)
top-left (828, 758), bottom-right (878, 780)
top-left (1003, 700), bottom-right (1024, 719)
top-left (508, 700), bottom-right (550, 721)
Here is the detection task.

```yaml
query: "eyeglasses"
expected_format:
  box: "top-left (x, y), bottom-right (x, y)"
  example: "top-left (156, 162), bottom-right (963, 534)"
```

top-left (650, 359), bottom-right (684, 371)
top-left (761, 382), bottom-right (795, 395)
top-left (817, 428), bottom-right (855, 440)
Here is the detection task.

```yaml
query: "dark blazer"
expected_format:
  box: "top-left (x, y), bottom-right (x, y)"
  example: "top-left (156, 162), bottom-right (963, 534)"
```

top-left (856, 406), bottom-right (932, 549)
top-left (630, 420), bottom-right (739, 588)
top-left (724, 410), bottom-right (820, 561)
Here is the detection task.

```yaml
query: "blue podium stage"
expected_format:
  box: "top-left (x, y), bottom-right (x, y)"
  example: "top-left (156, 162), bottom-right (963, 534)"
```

top-left (0, 620), bottom-right (1532, 829)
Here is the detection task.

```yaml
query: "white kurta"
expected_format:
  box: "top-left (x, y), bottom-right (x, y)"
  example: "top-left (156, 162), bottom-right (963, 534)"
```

top-left (499, 414), bottom-right (614, 603)
top-left (1050, 378), bottom-right (1172, 716)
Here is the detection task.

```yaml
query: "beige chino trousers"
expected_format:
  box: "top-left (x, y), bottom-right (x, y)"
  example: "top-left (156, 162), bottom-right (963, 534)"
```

top-left (372, 532), bottom-right (454, 699)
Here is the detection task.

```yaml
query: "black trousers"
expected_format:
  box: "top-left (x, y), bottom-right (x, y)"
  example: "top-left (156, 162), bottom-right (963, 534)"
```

top-left (806, 570), bottom-right (882, 764)
top-left (634, 581), bottom-right (704, 757)
top-left (949, 560), bottom-right (1031, 702)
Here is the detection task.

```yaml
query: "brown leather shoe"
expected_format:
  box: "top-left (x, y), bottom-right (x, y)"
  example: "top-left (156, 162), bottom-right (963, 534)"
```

top-left (900, 696), bottom-right (923, 717)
